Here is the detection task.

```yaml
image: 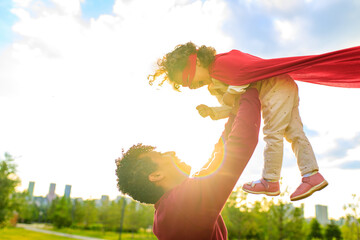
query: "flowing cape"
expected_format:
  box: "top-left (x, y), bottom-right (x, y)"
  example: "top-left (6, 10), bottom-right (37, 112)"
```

top-left (209, 46), bottom-right (360, 88)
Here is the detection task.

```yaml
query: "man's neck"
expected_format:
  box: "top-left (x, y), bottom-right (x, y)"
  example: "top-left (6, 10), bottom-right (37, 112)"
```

top-left (161, 175), bottom-right (188, 192)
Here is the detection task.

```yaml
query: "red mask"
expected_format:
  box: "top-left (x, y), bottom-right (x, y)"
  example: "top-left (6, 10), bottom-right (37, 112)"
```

top-left (182, 54), bottom-right (197, 87)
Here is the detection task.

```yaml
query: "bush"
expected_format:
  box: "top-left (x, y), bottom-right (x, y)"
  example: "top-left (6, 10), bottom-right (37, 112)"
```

top-left (86, 223), bottom-right (104, 231)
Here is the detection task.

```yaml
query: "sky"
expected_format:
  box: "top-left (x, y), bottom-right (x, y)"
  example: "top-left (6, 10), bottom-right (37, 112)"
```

top-left (0, 0), bottom-right (360, 220)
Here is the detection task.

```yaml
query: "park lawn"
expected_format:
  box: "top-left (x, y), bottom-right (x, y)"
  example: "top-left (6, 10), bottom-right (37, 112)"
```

top-left (0, 225), bottom-right (157, 240)
top-left (0, 227), bottom-right (74, 240)
top-left (50, 227), bottom-right (157, 240)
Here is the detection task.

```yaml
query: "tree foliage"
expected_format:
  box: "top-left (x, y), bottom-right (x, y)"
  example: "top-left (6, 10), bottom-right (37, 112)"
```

top-left (222, 187), bottom-right (306, 240)
top-left (0, 153), bottom-right (20, 226)
top-left (325, 220), bottom-right (342, 240)
top-left (48, 197), bottom-right (73, 228)
top-left (342, 194), bottom-right (360, 240)
top-left (308, 218), bottom-right (323, 240)
top-left (13, 191), bottom-right (39, 223)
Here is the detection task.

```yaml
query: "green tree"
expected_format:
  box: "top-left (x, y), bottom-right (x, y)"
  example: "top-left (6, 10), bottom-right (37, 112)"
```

top-left (308, 218), bottom-right (323, 240)
top-left (325, 220), bottom-right (342, 240)
top-left (0, 153), bottom-right (20, 226)
top-left (107, 200), bottom-right (124, 231)
top-left (136, 202), bottom-right (154, 230)
top-left (82, 199), bottom-right (98, 228)
top-left (342, 215), bottom-right (360, 240)
top-left (222, 188), bottom-right (267, 240)
top-left (48, 197), bottom-right (73, 228)
top-left (245, 200), bottom-right (268, 239)
top-left (13, 191), bottom-right (39, 223)
top-left (72, 198), bottom-right (86, 227)
top-left (98, 197), bottom-right (112, 232)
top-left (222, 189), bottom-right (251, 239)
top-left (123, 199), bottom-right (154, 233)
top-left (284, 205), bottom-right (306, 240)
top-left (266, 196), bottom-right (305, 240)
top-left (37, 198), bottom-right (50, 223)
top-left (222, 187), bottom-right (306, 240)
top-left (343, 194), bottom-right (360, 240)
top-left (268, 201), bottom-right (289, 240)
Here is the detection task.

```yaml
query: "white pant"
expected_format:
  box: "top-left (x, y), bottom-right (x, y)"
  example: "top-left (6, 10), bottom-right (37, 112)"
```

top-left (257, 75), bottom-right (319, 181)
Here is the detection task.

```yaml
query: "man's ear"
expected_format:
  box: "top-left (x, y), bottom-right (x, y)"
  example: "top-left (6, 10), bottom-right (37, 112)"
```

top-left (148, 171), bottom-right (165, 182)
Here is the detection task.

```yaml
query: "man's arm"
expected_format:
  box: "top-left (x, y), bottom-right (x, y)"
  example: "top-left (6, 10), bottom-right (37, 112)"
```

top-left (178, 88), bottom-right (261, 224)
top-left (195, 88), bottom-right (260, 178)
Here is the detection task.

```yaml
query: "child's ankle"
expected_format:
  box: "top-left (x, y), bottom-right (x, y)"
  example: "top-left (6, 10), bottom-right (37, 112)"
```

top-left (264, 178), bottom-right (278, 182)
top-left (303, 170), bottom-right (318, 178)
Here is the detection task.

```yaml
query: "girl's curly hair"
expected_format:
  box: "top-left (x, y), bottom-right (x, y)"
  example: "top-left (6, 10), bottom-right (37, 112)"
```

top-left (148, 42), bottom-right (216, 90)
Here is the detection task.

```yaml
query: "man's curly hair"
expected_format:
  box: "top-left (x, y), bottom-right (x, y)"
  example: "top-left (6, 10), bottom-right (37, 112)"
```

top-left (115, 143), bottom-right (165, 204)
top-left (148, 42), bottom-right (216, 90)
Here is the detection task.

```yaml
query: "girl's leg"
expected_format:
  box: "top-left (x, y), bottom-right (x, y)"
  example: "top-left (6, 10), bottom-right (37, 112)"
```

top-left (260, 75), bottom-right (298, 181)
top-left (283, 86), bottom-right (327, 201)
top-left (284, 100), bottom-right (319, 175)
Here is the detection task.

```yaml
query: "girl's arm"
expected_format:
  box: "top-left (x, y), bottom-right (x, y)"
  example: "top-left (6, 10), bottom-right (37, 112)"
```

top-left (223, 84), bottom-right (250, 106)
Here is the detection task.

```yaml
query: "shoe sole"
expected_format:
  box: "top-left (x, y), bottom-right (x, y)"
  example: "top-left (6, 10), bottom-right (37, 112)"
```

top-left (242, 188), bottom-right (280, 196)
top-left (290, 180), bottom-right (328, 201)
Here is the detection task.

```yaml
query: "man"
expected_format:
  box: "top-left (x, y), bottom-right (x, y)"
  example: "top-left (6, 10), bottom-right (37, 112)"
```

top-left (115, 88), bottom-right (261, 240)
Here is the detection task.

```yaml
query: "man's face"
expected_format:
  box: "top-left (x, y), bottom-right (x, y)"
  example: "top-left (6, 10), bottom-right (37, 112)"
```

top-left (143, 151), bottom-right (191, 177)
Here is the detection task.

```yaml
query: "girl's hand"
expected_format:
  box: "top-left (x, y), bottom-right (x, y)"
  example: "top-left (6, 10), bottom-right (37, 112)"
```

top-left (196, 104), bottom-right (212, 118)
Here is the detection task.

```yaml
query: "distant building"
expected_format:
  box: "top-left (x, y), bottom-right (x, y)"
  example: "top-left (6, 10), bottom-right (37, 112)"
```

top-left (315, 204), bottom-right (329, 225)
top-left (74, 197), bottom-right (83, 203)
top-left (101, 195), bottom-right (109, 202)
top-left (336, 217), bottom-right (345, 226)
top-left (116, 196), bottom-right (123, 203)
top-left (95, 195), bottom-right (110, 206)
top-left (33, 196), bottom-right (47, 207)
top-left (64, 185), bottom-right (71, 198)
top-left (28, 181), bottom-right (35, 198)
top-left (300, 203), bottom-right (305, 218)
top-left (47, 183), bottom-right (56, 203)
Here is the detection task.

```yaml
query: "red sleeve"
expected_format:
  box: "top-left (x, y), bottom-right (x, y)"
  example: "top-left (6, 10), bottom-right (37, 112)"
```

top-left (170, 88), bottom-right (261, 230)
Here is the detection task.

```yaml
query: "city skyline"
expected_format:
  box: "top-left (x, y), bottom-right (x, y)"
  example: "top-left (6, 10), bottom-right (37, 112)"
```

top-left (22, 180), bottom-right (351, 222)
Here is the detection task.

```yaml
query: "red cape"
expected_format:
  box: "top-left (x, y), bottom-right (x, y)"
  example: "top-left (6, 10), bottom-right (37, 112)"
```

top-left (208, 46), bottom-right (360, 88)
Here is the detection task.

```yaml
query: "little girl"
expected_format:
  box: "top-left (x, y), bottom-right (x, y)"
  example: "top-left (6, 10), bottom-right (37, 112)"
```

top-left (148, 42), bottom-right (360, 201)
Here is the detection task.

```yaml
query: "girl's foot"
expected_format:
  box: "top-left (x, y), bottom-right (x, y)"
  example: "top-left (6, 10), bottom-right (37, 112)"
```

top-left (290, 172), bottom-right (328, 201)
top-left (242, 178), bottom-right (280, 196)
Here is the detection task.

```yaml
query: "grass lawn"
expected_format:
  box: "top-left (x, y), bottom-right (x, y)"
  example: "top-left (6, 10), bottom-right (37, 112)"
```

top-left (51, 227), bottom-right (157, 240)
top-left (0, 227), bottom-right (75, 240)
top-left (0, 226), bottom-right (158, 240)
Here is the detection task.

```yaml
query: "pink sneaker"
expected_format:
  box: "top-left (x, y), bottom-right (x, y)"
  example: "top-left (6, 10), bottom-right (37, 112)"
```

top-left (242, 178), bottom-right (280, 196)
top-left (290, 172), bottom-right (328, 201)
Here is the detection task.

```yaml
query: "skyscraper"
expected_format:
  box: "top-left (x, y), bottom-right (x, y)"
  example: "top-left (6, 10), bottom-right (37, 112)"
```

top-left (64, 184), bottom-right (71, 198)
top-left (315, 204), bottom-right (329, 225)
top-left (47, 183), bottom-right (56, 203)
top-left (28, 181), bottom-right (35, 198)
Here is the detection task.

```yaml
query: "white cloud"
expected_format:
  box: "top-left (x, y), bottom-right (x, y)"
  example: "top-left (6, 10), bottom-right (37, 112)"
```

top-left (246, 0), bottom-right (304, 13)
top-left (13, 0), bottom-right (32, 8)
top-left (51, 0), bottom-right (82, 15)
top-left (274, 19), bottom-right (296, 41)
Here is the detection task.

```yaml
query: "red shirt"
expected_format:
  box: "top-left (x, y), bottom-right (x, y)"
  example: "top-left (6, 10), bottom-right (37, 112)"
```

top-left (153, 88), bottom-right (261, 240)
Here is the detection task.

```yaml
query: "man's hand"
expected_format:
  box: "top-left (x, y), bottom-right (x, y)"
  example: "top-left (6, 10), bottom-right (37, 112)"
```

top-left (222, 92), bottom-right (237, 106)
top-left (196, 104), bottom-right (212, 118)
